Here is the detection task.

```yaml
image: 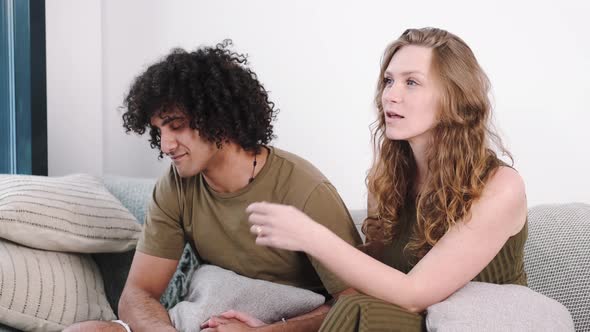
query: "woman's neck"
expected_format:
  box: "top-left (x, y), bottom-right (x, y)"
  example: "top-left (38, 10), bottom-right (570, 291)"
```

top-left (408, 135), bottom-right (430, 195)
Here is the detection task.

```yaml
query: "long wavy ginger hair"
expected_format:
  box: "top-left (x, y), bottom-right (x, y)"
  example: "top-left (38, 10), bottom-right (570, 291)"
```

top-left (365, 28), bottom-right (512, 261)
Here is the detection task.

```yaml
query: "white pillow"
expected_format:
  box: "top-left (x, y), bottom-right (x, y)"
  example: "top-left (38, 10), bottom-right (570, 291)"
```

top-left (0, 174), bottom-right (141, 253)
top-left (426, 281), bottom-right (575, 332)
top-left (168, 265), bottom-right (325, 332)
top-left (0, 238), bottom-right (115, 331)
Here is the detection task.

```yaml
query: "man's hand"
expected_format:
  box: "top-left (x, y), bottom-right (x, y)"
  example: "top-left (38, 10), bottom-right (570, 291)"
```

top-left (201, 310), bottom-right (266, 330)
top-left (62, 320), bottom-right (127, 332)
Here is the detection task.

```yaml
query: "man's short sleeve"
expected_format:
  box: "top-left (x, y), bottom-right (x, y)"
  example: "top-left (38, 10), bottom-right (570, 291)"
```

top-left (302, 182), bottom-right (363, 295)
top-left (136, 166), bottom-right (185, 260)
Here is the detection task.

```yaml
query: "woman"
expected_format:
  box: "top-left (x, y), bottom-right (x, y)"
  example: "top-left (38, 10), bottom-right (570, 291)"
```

top-left (247, 27), bottom-right (528, 331)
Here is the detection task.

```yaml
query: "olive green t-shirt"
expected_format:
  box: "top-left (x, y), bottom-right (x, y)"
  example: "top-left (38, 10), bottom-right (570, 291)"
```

top-left (137, 147), bottom-right (362, 295)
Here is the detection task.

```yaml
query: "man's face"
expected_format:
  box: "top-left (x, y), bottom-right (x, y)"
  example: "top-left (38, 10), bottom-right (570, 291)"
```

top-left (150, 109), bottom-right (218, 178)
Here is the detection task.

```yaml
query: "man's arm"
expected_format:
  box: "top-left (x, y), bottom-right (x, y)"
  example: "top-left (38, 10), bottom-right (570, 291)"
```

top-left (118, 251), bottom-right (180, 332)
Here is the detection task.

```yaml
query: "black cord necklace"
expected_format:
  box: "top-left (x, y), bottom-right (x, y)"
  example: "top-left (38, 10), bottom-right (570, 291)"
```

top-left (248, 153), bottom-right (258, 184)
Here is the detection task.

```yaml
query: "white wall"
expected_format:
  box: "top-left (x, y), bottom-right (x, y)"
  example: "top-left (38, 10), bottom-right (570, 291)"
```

top-left (46, 0), bottom-right (103, 176)
top-left (46, 0), bottom-right (590, 210)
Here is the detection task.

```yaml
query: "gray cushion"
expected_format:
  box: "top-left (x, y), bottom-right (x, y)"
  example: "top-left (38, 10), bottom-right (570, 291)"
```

top-left (426, 282), bottom-right (574, 332)
top-left (524, 203), bottom-right (590, 331)
top-left (169, 265), bottom-right (325, 332)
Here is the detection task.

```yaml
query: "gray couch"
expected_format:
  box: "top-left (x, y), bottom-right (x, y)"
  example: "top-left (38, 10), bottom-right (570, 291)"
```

top-left (1, 176), bottom-right (588, 331)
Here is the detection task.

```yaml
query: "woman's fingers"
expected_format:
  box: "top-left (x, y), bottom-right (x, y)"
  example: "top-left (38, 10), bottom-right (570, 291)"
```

top-left (219, 310), bottom-right (266, 327)
top-left (249, 224), bottom-right (266, 236)
top-left (247, 210), bottom-right (270, 226)
top-left (246, 202), bottom-right (300, 249)
top-left (255, 234), bottom-right (274, 247)
top-left (246, 201), bottom-right (273, 214)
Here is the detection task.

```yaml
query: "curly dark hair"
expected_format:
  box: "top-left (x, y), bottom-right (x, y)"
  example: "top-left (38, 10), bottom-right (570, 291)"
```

top-left (122, 40), bottom-right (278, 157)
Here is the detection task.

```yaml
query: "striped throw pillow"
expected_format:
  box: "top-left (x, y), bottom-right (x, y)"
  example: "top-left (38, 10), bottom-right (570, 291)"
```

top-left (0, 238), bottom-right (116, 331)
top-left (0, 174), bottom-right (141, 253)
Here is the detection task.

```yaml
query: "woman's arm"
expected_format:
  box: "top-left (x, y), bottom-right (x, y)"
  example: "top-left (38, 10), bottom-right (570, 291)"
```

top-left (247, 167), bottom-right (527, 312)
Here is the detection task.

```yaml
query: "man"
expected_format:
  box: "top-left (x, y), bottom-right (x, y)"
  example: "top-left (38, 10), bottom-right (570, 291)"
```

top-left (66, 41), bottom-right (361, 332)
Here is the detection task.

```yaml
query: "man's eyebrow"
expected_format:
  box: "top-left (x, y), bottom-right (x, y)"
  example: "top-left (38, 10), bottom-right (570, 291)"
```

top-left (160, 116), bottom-right (185, 126)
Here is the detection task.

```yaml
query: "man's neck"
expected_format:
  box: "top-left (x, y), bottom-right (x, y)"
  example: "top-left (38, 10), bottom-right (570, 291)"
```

top-left (202, 144), bottom-right (269, 193)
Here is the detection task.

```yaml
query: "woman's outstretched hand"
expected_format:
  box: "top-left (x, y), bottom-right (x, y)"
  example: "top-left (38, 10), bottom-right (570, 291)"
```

top-left (246, 202), bottom-right (324, 253)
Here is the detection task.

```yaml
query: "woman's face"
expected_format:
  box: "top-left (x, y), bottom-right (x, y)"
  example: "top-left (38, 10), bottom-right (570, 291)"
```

top-left (381, 45), bottom-right (441, 146)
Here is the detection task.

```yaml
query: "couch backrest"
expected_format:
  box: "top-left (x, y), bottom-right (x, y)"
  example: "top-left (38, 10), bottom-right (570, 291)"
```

top-left (524, 203), bottom-right (590, 332)
top-left (103, 175), bottom-right (157, 224)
